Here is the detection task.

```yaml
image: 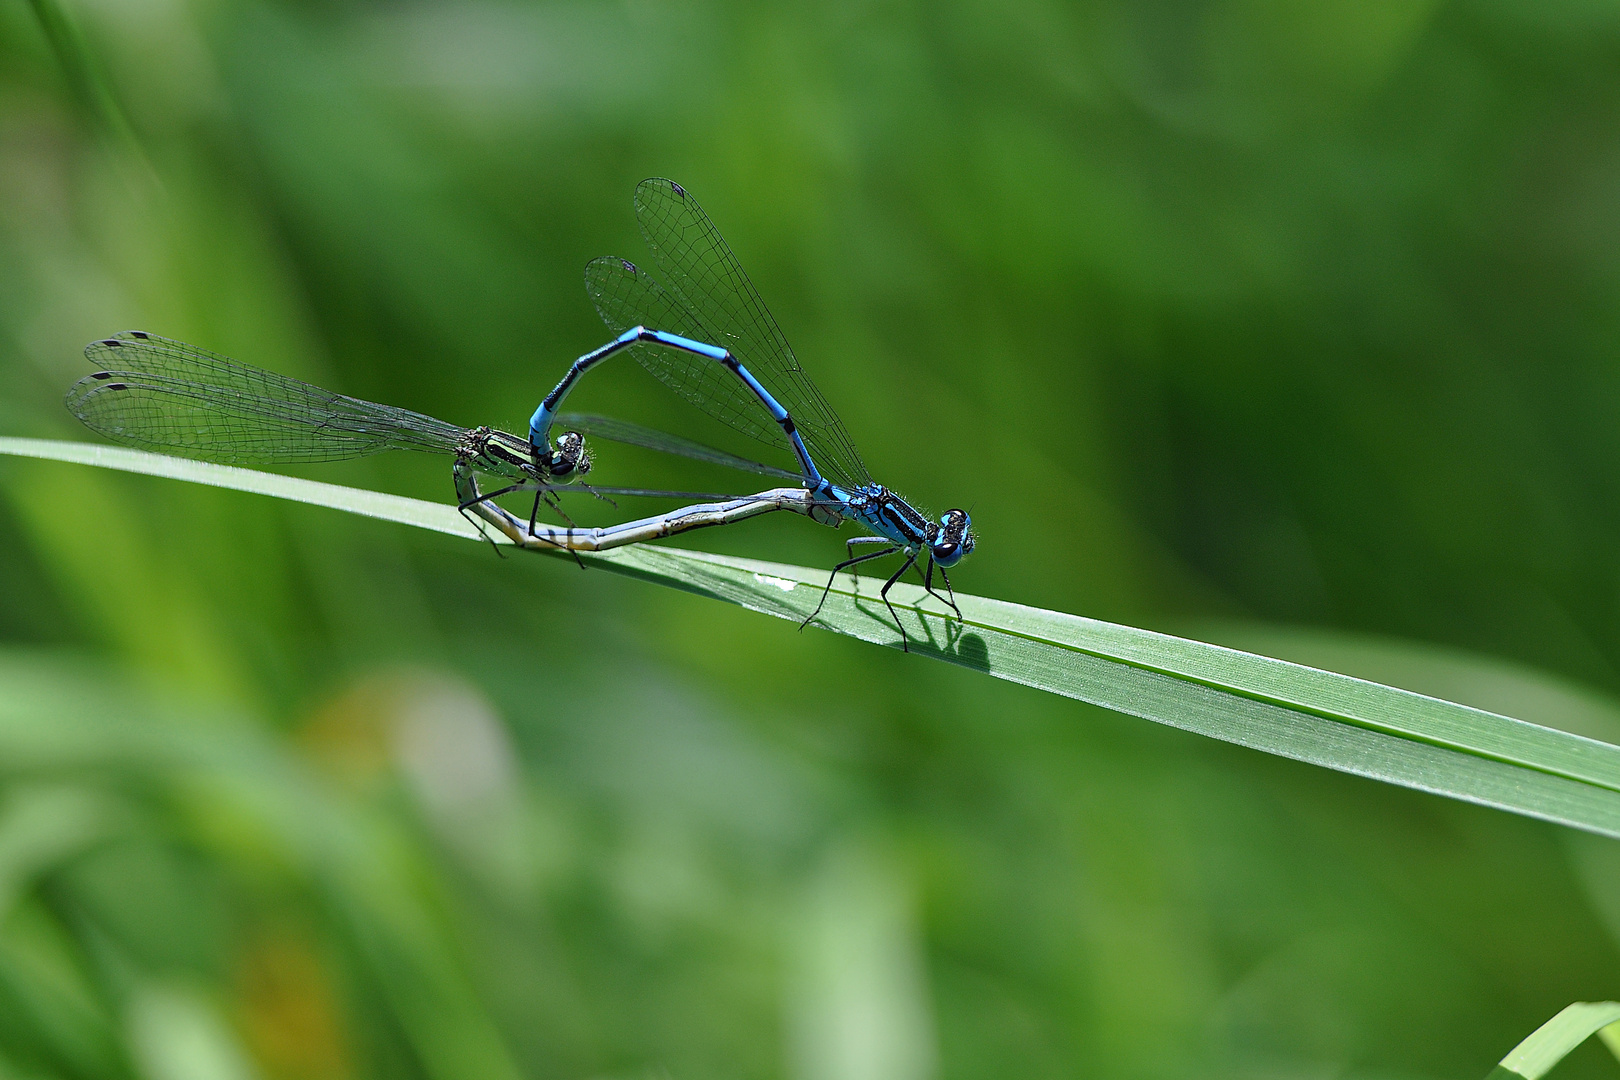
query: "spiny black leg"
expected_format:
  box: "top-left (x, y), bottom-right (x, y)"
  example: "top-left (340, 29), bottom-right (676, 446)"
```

top-left (921, 559), bottom-right (963, 621)
top-left (936, 564), bottom-right (961, 621)
top-left (452, 468), bottom-right (509, 558)
top-left (498, 486), bottom-right (576, 558)
top-left (878, 551), bottom-right (921, 652)
top-left (457, 480), bottom-right (531, 512)
top-left (539, 488), bottom-right (588, 570)
top-left (801, 546), bottom-right (898, 631)
top-left (458, 505), bottom-right (507, 559)
top-left (581, 482), bottom-right (618, 510)
top-left (840, 536), bottom-right (891, 570)
top-left (458, 482), bottom-right (583, 563)
top-left (528, 488), bottom-right (544, 535)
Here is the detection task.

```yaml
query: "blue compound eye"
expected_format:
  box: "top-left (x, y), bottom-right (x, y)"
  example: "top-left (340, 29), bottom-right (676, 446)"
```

top-left (930, 509), bottom-right (972, 566)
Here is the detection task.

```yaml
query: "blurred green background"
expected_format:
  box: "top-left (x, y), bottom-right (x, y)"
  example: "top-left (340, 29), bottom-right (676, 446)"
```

top-left (4, 0), bottom-right (1620, 1076)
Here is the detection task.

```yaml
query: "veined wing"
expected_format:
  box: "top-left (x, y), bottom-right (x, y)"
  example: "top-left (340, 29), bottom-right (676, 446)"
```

top-left (585, 256), bottom-right (796, 456)
top-left (67, 332), bottom-right (464, 464)
top-left (629, 178), bottom-right (872, 488)
top-left (555, 485), bottom-right (759, 500)
top-left (557, 411), bottom-right (804, 482)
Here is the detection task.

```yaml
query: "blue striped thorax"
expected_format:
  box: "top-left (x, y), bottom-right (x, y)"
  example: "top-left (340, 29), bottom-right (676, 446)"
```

top-left (833, 484), bottom-right (972, 563)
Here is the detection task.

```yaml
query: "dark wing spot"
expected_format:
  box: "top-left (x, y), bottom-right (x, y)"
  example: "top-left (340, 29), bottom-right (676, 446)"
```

top-left (91, 371), bottom-right (114, 380)
top-left (620, 259), bottom-right (637, 273)
top-left (101, 339), bottom-right (122, 347)
top-left (670, 181), bottom-right (686, 198)
top-left (129, 331), bottom-right (150, 339)
top-left (105, 382), bottom-right (129, 391)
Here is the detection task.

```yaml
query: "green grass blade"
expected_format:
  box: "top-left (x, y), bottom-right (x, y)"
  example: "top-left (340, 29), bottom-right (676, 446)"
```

top-left (25, 0), bottom-right (142, 156)
top-left (1487, 1001), bottom-right (1620, 1079)
top-left (0, 437), bottom-right (477, 539)
top-left (10, 437), bottom-right (1620, 838)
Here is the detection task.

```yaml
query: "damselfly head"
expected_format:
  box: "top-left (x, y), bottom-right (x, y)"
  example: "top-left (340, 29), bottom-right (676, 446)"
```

top-left (930, 508), bottom-right (973, 567)
top-left (547, 430), bottom-right (592, 480)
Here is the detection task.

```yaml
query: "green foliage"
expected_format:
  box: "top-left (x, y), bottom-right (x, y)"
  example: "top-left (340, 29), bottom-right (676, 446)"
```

top-left (6, 0), bottom-right (1620, 1077)
top-left (15, 437), bottom-right (1620, 845)
top-left (1489, 1003), bottom-right (1620, 1080)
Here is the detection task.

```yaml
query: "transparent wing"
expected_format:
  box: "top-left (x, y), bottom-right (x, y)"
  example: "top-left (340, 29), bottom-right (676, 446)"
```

top-left (67, 332), bottom-right (465, 464)
top-left (555, 485), bottom-right (755, 500)
top-left (584, 256), bottom-right (792, 453)
top-left (628, 178), bottom-right (872, 488)
top-left (557, 411), bottom-right (804, 482)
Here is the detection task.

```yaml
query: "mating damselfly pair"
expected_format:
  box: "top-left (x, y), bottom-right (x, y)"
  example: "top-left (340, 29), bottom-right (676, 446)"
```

top-left (65, 179), bottom-right (975, 650)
